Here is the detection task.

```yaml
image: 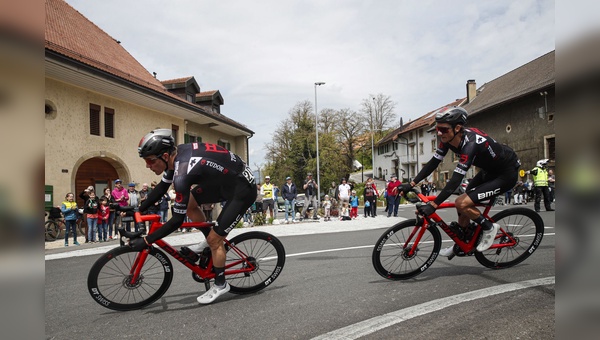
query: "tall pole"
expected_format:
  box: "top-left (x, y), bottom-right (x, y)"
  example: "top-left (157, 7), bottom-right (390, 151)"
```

top-left (314, 82), bottom-right (325, 204)
top-left (371, 98), bottom-right (376, 179)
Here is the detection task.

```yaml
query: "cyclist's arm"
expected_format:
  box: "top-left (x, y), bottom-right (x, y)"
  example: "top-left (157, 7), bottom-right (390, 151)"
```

top-left (433, 171), bottom-right (465, 206)
top-left (432, 143), bottom-right (476, 206)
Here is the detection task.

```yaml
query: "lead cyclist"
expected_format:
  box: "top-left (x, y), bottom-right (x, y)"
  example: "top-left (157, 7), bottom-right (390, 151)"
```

top-left (130, 129), bottom-right (257, 304)
top-left (398, 106), bottom-right (521, 256)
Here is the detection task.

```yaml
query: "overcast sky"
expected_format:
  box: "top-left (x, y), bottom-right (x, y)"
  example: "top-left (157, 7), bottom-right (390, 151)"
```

top-left (67, 0), bottom-right (555, 168)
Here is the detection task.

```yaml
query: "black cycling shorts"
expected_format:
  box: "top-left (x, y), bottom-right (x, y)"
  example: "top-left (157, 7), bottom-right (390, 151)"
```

top-left (465, 166), bottom-right (519, 204)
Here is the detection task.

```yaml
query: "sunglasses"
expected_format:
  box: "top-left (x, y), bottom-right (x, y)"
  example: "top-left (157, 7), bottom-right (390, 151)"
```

top-left (436, 126), bottom-right (451, 134)
top-left (144, 156), bottom-right (160, 165)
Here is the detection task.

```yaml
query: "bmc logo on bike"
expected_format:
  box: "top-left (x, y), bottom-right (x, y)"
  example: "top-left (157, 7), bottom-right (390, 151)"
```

top-left (477, 188), bottom-right (500, 200)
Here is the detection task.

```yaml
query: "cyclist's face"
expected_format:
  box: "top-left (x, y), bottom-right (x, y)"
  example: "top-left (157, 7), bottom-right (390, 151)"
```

top-left (144, 154), bottom-right (166, 175)
top-left (436, 123), bottom-right (454, 142)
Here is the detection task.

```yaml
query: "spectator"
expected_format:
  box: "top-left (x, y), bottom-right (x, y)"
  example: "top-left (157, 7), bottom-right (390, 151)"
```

top-left (302, 173), bottom-right (319, 220)
top-left (349, 190), bottom-right (359, 219)
top-left (97, 197), bottom-right (110, 242)
top-left (83, 190), bottom-right (99, 243)
top-left (386, 175), bottom-right (401, 217)
top-left (328, 181), bottom-right (338, 210)
top-left (261, 176), bottom-right (275, 219)
top-left (60, 192), bottom-right (79, 246)
top-left (202, 203), bottom-right (214, 222)
top-left (431, 183), bottom-right (437, 194)
top-left (159, 192), bottom-right (170, 222)
top-left (273, 184), bottom-right (280, 219)
top-left (364, 199), bottom-right (371, 218)
top-left (421, 182), bottom-right (430, 196)
top-left (79, 185), bottom-right (95, 243)
top-left (323, 195), bottom-right (332, 221)
top-left (125, 182), bottom-right (140, 232)
top-left (139, 183), bottom-right (151, 207)
top-left (363, 177), bottom-right (379, 217)
top-left (504, 186), bottom-right (512, 205)
top-left (337, 178), bottom-right (351, 214)
top-left (527, 159), bottom-right (554, 212)
top-left (281, 176), bottom-right (297, 223)
top-left (111, 179), bottom-right (129, 230)
top-left (101, 187), bottom-right (117, 240)
top-left (513, 181), bottom-right (526, 205)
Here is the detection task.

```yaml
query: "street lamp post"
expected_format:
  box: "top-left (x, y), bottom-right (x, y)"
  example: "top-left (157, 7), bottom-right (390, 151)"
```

top-left (314, 82), bottom-right (325, 204)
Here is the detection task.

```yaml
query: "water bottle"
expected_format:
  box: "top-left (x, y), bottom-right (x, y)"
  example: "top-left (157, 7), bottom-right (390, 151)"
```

top-left (179, 246), bottom-right (199, 263)
top-left (198, 247), bottom-right (211, 269)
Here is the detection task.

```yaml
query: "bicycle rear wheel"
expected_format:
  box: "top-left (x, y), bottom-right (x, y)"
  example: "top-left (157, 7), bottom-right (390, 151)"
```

top-left (87, 246), bottom-right (173, 311)
top-left (372, 219), bottom-right (442, 280)
top-left (225, 231), bottom-right (286, 294)
top-left (475, 207), bottom-right (544, 269)
top-left (45, 220), bottom-right (60, 241)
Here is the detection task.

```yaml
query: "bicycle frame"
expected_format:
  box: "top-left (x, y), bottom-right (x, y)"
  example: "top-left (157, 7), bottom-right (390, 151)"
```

top-left (405, 193), bottom-right (517, 256)
top-left (125, 212), bottom-right (257, 286)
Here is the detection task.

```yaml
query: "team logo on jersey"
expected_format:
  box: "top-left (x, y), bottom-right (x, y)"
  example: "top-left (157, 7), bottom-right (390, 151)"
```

top-left (187, 157), bottom-right (202, 174)
top-left (175, 192), bottom-right (183, 203)
top-left (192, 143), bottom-right (198, 149)
top-left (475, 134), bottom-right (486, 144)
top-left (459, 154), bottom-right (469, 164)
top-left (174, 161), bottom-right (180, 176)
top-left (202, 159), bottom-right (228, 174)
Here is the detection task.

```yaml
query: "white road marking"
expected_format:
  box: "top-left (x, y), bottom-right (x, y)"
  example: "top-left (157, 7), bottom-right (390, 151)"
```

top-left (311, 276), bottom-right (555, 340)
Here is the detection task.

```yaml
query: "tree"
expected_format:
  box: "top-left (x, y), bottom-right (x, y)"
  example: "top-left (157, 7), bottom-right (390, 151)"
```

top-left (360, 93), bottom-right (397, 141)
top-left (334, 108), bottom-right (364, 170)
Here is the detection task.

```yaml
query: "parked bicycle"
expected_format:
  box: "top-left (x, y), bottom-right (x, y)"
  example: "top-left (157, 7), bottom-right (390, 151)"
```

top-left (44, 207), bottom-right (85, 242)
top-left (372, 188), bottom-right (544, 280)
top-left (87, 211), bottom-right (286, 311)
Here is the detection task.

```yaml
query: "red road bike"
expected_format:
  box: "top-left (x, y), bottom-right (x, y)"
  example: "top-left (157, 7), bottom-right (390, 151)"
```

top-left (372, 189), bottom-right (544, 280)
top-left (88, 212), bottom-right (286, 311)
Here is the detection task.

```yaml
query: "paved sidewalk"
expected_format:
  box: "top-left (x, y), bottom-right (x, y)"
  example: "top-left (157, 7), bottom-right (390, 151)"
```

top-left (44, 209), bottom-right (415, 261)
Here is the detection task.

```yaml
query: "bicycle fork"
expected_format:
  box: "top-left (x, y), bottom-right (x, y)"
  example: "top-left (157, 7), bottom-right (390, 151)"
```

top-left (129, 250), bottom-right (150, 285)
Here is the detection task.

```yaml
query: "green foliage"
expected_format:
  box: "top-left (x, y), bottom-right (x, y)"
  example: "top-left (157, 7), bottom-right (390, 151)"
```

top-left (253, 213), bottom-right (266, 226)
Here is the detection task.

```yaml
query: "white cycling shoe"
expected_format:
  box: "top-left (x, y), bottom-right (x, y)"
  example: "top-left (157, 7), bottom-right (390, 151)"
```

top-left (439, 246), bottom-right (454, 257)
top-left (197, 282), bottom-right (230, 304)
top-left (476, 223), bottom-right (499, 252)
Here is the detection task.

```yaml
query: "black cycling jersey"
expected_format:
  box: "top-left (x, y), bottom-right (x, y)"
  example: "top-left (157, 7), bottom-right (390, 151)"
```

top-left (141, 142), bottom-right (256, 242)
top-left (413, 127), bottom-right (520, 205)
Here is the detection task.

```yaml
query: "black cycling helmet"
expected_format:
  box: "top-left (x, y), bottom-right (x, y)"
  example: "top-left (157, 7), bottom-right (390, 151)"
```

top-left (138, 129), bottom-right (175, 158)
top-left (434, 106), bottom-right (468, 126)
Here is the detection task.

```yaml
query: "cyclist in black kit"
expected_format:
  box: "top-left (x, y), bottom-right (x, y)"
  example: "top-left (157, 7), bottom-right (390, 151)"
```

top-left (399, 107), bottom-right (520, 256)
top-left (129, 129), bottom-right (257, 304)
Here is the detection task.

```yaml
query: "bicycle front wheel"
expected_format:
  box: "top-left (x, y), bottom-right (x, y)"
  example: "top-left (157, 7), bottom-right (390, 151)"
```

top-left (475, 207), bottom-right (544, 269)
top-left (372, 219), bottom-right (442, 280)
top-left (226, 231), bottom-right (286, 294)
top-left (45, 220), bottom-right (59, 241)
top-left (87, 246), bottom-right (173, 311)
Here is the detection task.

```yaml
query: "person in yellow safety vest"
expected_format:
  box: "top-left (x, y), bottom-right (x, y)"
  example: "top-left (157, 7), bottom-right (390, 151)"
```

top-left (527, 159), bottom-right (555, 212)
top-left (261, 176), bottom-right (275, 219)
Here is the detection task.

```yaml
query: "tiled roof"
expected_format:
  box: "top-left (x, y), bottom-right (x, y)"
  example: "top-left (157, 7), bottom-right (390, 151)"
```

top-left (197, 90), bottom-right (218, 97)
top-left (45, 0), bottom-right (252, 134)
top-left (463, 50), bottom-right (555, 115)
top-left (161, 77), bottom-right (195, 86)
top-left (45, 0), bottom-right (165, 92)
top-left (377, 97), bottom-right (466, 145)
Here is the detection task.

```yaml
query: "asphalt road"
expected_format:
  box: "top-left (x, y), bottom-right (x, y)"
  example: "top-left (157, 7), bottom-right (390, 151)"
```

top-left (45, 204), bottom-right (555, 339)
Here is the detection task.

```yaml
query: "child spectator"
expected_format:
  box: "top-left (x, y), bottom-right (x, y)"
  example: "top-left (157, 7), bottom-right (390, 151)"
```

top-left (97, 197), bottom-right (110, 242)
top-left (350, 190), bottom-right (359, 219)
top-left (323, 195), bottom-right (332, 221)
top-left (364, 200), bottom-right (371, 218)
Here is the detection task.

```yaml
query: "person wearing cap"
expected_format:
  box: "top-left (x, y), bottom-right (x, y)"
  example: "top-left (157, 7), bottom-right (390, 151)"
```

top-left (301, 172), bottom-right (319, 220)
top-left (111, 179), bottom-right (129, 231)
top-left (385, 175), bottom-right (402, 217)
top-left (260, 176), bottom-right (275, 219)
top-left (281, 176), bottom-right (298, 223)
top-left (124, 182), bottom-right (140, 232)
top-left (131, 128), bottom-right (257, 304)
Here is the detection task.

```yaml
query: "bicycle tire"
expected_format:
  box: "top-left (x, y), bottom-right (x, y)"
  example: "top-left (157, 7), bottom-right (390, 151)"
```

top-left (372, 219), bottom-right (442, 280)
top-left (475, 207), bottom-right (544, 269)
top-left (45, 220), bottom-right (60, 242)
top-left (87, 246), bottom-right (173, 311)
top-left (225, 231), bottom-right (286, 294)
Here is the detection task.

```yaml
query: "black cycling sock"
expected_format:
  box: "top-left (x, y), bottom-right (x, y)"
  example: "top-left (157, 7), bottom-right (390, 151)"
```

top-left (213, 266), bottom-right (226, 287)
top-left (473, 215), bottom-right (494, 231)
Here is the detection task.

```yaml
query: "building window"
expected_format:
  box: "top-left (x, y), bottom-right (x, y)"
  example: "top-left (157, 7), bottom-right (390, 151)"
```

top-left (431, 140), bottom-right (436, 152)
top-left (104, 108), bottom-right (114, 138)
top-left (90, 104), bottom-right (100, 136)
top-left (186, 93), bottom-right (194, 103)
top-left (546, 136), bottom-right (555, 161)
top-left (409, 131), bottom-right (414, 140)
top-left (218, 139), bottom-right (231, 150)
top-left (418, 129), bottom-right (424, 138)
top-left (184, 134), bottom-right (202, 143)
top-left (172, 124), bottom-right (179, 145)
top-left (419, 142), bottom-right (424, 155)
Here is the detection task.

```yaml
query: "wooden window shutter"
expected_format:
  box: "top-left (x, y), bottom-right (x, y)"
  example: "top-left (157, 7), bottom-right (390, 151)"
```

top-left (90, 104), bottom-right (100, 136)
top-left (104, 107), bottom-right (114, 138)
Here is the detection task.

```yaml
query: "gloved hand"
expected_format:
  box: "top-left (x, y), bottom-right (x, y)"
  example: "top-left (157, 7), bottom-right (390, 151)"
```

top-left (417, 202), bottom-right (436, 216)
top-left (398, 183), bottom-right (413, 195)
top-left (129, 237), bottom-right (150, 251)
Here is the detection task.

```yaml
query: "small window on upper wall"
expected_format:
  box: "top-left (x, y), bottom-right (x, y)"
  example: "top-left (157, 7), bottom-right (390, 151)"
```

top-left (105, 108), bottom-right (114, 138)
top-left (218, 139), bottom-right (231, 150)
top-left (90, 104), bottom-right (100, 136)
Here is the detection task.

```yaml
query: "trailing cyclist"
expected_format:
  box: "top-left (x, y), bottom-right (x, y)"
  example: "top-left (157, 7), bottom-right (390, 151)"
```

top-left (129, 129), bottom-right (257, 304)
top-left (398, 106), bottom-right (521, 256)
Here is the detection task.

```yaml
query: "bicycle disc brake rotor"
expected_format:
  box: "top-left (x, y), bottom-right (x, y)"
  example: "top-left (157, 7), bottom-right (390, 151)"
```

top-left (122, 274), bottom-right (144, 289)
top-left (401, 245), bottom-right (419, 260)
top-left (242, 256), bottom-right (258, 276)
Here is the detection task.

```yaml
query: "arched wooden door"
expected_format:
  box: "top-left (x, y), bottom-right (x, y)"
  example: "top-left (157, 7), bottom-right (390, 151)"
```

top-left (75, 158), bottom-right (119, 206)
